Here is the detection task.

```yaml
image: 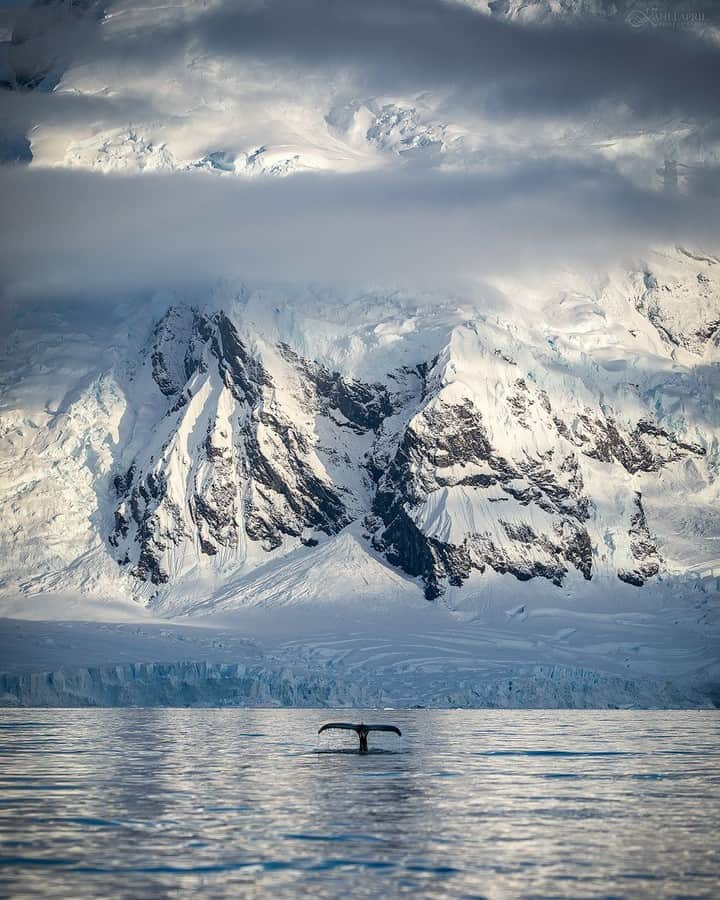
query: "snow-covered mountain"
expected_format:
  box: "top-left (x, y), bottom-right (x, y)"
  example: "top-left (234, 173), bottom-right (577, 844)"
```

top-left (1, 246), bottom-right (718, 619)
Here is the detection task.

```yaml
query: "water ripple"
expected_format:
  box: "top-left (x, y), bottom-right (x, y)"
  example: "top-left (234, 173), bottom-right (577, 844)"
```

top-left (0, 709), bottom-right (717, 898)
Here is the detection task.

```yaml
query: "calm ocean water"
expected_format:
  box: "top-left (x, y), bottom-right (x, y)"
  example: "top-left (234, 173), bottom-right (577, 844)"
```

top-left (1, 709), bottom-right (718, 898)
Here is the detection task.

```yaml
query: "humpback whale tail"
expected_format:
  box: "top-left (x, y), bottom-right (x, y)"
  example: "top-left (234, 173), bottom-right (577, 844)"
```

top-left (318, 722), bottom-right (402, 753)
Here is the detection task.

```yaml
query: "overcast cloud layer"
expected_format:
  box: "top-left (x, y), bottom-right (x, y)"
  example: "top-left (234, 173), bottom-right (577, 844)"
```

top-left (91, 0), bottom-right (720, 121)
top-left (0, 0), bottom-right (718, 302)
top-left (2, 164), bottom-right (717, 300)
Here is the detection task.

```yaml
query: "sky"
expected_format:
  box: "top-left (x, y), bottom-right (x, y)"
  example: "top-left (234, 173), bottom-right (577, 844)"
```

top-left (0, 0), bottom-right (718, 302)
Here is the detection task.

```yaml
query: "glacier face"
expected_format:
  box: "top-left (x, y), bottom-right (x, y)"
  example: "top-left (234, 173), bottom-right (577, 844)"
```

top-left (0, 245), bottom-right (719, 616)
top-left (0, 615), bottom-right (717, 709)
top-left (2, 660), bottom-right (713, 709)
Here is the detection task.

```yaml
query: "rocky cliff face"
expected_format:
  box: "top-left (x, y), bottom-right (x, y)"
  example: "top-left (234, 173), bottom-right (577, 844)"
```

top-left (368, 388), bottom-right (594, 600)
top-left (364, 319), bottom-right (707, 600)
top-left (108, 307), bottom-right (374, 586)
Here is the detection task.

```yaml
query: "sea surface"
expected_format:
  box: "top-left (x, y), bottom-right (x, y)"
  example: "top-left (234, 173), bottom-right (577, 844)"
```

top-left (1, 709), bottom-right (718, 898)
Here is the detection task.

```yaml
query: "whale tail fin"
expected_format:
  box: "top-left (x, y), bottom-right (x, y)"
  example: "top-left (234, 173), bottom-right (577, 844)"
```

top-left (318, 723), bottom-right (402, 736)
top-left (318, 722), bottom-right (401, 752)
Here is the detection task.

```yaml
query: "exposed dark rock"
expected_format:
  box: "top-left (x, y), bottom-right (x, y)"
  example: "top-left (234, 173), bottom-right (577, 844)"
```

top-left (556, 409), bottom-right (705, 474)
top-left (244, 501), bottom-right (286, 551)
top-left (502, 521), bottom-right (537, 544)
top-left (150, 308), bottom-right (198, 398)
top-left (635, 266), bottom-right (720, 353)
top-left (243, 417), bottom-right (350, 545)
top-left (618, 492), bottom-right (661, 586)
top-left (424, 400), bottom-right (494, 471)
top-left (133, 546), bottom-right (170, 585)
top-left (438, 472), bottom-right (496, 489)
top-left (507, 378), bottom-right (533, 427)
top-left (113, 465), bottom-right (135, 498)
top-left (214, 312), bottom-right (268, 403)
top-left (466, 531), bottom-right (567, 586)
top-left (494, 349), bottom-right (517, 365)
top-left (110, 510), bottom-right (129, 544)
top-left (114, 307), bottom-right (366, 580)
top-left (191, 487), bottom-right (238, 557)
top-left (562, 525), bottom-right (593, 580)
top-left (151, 349), bottom-right (179, 396)
top-left (636, 419), bottom-right (706, 460)
top-left (694, 319), bottom-right (720, 344)
top-left (617, 569), bottom-right (645, 587)
top-left (110, 460), bottom-right (186, 585)
top-left (538, 390), bottom-right (552, 414)
top-left (278, 343), bottom-right (392, 432)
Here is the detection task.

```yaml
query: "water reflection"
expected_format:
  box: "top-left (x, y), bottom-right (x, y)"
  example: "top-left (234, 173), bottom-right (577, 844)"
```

top-left (0, 710), bottom-right (718, 898)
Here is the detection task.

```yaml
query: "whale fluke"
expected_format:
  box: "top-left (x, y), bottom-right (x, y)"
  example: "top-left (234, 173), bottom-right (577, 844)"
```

top-left (318, 722), bottom-right (402, 752)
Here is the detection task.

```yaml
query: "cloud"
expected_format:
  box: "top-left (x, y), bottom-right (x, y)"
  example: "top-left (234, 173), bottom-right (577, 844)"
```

top-left (0, 88), bottom-right (161, 139)
top-left (4, 0), bottom-right (719, 144)
top-left (68, 0), bottom-right (720, 124)
top-left (0, 0), bottom-right (717, 305)
top-left (0, 162), bottom-right (716, 301)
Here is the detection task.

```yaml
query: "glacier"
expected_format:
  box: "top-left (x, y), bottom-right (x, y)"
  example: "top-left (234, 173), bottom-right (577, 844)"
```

top-left (1, 613), bottom-right (717, 709)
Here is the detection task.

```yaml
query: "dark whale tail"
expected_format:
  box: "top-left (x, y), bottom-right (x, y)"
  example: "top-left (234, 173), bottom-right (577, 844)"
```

top-left (318, 722), bottom-right (402, 753)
